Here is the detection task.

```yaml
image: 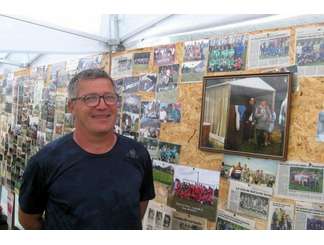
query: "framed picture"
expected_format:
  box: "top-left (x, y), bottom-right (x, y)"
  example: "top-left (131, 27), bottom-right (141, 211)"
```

top-left (199, 72), bottom-right (292, 160)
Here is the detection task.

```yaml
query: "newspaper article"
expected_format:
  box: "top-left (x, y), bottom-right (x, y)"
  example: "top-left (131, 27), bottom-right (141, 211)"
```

top-left (216, 209), bottom-right (255, 230)
top-left (142, 200), bottom-right (175, 230)
top-left (247, 30), bottom-right (291, 69)
top-left (267, 201), bottom-right (294, 230)
top-left (296, 27), bottom-right (324, 76)
top-left (172, 211), bottom-right (207, 230)
top-left (275, 161), bottom-right (324, 203)
top-left (295, 201), bottom-right (324, 230)
top-left (227, 179), bottom-right (273, 220)
top-left (111, 53), bottom-right (133, 79)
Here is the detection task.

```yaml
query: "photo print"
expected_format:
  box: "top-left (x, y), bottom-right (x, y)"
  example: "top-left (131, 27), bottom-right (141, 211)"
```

top-left (133, 52), bottom-right (151, 73)
top-left (122, 94), bottom-right (141, 114)
top-left (159, 102), bottom-right (181, 123)
top-left (296, 27), bottom-right (324, 76)
top-left (268, 201), bottom-right (294, 230)
top-left (123, 76), bottom-right (140, 94)
top-left (207, 35), bottom-right (247, 72)
top-left (121, 112), bottom-right (140, 134)
top-left (156, 64), bottom-right (179, 103)
top-left (77, 55), bottom-right (102, 72)
top-left (289, 166), bottom-right (323, 194)
top-left (316, 111), bottom-right (324, 142)
top-left (182, 39), bottom-right (209, 82)
top-left (139, 137), bottom-right (159, 159)
top-left (139, 74), bottom-right (157, 92)
top-left (153, 44), bottom-right (176, 66)
top-left (157, 141), bottom-right (181, 164)
top-left (139, 118), bottom-right (160, 139)
top-left (167, 165), bottom-right (220, 221)
top-left (152, 160), bottom-right (175, 186)
top-left (216, 209), bottom-right (255, 230)
top-left (141, 101), bottom-right (160, 120)
top-left (223, 154), bottom-right (278, 187)
top-left (199, 72), bottom-right (292, 160)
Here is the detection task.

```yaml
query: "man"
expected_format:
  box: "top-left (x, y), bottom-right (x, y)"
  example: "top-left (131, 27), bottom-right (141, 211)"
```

top-left (242, 97), bottom-right (256, 144)
top-left (19, 69), bottom-right (155, 229)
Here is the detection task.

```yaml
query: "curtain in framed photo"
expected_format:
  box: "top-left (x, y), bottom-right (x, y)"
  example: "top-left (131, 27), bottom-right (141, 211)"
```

top-left (204, 84), bottom-right (230, 141)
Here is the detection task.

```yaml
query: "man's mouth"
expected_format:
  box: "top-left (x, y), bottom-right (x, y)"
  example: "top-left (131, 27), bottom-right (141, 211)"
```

top-left (91, 113), bottom-right (112, 119)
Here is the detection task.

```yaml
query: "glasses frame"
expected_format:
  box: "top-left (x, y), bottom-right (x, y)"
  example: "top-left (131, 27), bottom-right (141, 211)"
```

top-left (71, 93), bottom-right (119, 107)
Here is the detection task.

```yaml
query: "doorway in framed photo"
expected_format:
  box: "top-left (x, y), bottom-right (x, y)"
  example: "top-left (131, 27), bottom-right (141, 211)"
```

top-left (199, 72), bottom-right (292, 160)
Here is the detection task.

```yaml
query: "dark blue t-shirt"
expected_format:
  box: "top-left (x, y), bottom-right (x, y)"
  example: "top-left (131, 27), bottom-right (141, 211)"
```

top-left (19, 133), bottom-right (155, 229)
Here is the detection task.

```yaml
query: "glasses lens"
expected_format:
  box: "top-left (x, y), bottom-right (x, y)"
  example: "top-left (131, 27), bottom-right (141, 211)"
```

top-left (83, 94), bottom-right (99, 106)
top-left (103, 93), bottom-right (117, 104)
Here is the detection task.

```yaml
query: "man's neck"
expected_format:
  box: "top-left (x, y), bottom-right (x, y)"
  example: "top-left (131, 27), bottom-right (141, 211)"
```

top-left (73, 129), bottom-right (117, 154)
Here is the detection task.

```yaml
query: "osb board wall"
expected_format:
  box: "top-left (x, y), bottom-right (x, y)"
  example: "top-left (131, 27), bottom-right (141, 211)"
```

top-left (288, 77), bottom-right (324, 163)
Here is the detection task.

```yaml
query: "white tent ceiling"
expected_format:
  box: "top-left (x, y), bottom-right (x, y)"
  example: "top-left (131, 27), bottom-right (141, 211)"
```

top-left (1, 14), bottom-right (324, 73)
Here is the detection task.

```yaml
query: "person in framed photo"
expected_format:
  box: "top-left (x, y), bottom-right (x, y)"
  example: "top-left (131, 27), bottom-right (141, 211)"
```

top-left (242, 97), bottom-right (256, 144)
top-left (18, 69), bottom-right (155, 230)
top-left (255, 100), bottom-right (272, 147)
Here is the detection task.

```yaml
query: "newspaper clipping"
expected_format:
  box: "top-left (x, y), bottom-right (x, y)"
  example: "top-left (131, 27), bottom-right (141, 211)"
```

top-left (267, 201), bottom-right (294, 230)
top-left (247, 30), bottom-right (291, 69)
top-left (172, 211), bottom-right (207, 230)
top-left (275, 161), bottom-right (324, 203)
top-left (142, 200), bottom-right (175, 230)
top-left (111, 53), bottom-right (133, 79)
top-left (295, 201), bottom-right (324, 230)
top-left (296, 27), bottom-right (324, 76)
top-left (227, 179), bottom-right (273, 220)
top-left (216, 209), bottom-right (255, 230)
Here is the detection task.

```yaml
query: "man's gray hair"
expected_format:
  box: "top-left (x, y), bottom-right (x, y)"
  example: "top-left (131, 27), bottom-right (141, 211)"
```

top-left (67, 68), bottom-right (116, 99)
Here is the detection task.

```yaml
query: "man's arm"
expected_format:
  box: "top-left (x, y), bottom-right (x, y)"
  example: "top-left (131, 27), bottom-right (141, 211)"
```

top-left (19, 208), bottom-right (43, 230)
top-left (139, 201), bottom-right (149, 220)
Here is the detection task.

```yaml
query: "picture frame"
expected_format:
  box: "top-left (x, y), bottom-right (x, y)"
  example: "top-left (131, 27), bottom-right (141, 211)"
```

top-left (199, 72), bottom-right (292, 160)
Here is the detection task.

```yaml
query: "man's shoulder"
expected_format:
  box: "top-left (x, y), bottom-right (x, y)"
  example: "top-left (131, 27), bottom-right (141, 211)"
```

top-left (116, 134), bottom-right (150, 160)
top-left (117, 134), bottom-right (145, 150)
top-left (32, 133), bottom-right (73, 162)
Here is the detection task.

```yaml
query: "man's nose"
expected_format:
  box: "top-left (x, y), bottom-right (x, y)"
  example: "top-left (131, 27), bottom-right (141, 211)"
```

top-left (96, 96), bottom-right (109, 108)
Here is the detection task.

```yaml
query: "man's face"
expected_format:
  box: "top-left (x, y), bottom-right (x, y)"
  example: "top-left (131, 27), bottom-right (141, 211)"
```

top-left (69, 78), bottom-right (118, 136)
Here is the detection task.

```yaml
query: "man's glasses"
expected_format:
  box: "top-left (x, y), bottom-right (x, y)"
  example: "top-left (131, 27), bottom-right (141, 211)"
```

top-left (71, 93), bottom-right (118, 107)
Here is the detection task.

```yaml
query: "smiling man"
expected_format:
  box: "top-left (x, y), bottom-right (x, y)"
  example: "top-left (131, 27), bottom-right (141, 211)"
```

top-left (18, 69), bottom-right (155, 229)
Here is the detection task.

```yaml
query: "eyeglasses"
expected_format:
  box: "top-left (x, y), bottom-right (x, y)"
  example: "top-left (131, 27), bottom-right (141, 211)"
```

top-left (71, 93), bottom-right (118, 107)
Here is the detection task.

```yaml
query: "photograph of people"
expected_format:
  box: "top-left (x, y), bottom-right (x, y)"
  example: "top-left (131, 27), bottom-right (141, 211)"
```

top-left (201, 73), bottom-right (290, 160)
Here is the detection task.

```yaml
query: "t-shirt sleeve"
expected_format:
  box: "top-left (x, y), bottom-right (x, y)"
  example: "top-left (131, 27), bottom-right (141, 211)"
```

top-left (139, 148), bottom-right (155, 202)
top-left (19, 156), bottom-right (47, 214)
